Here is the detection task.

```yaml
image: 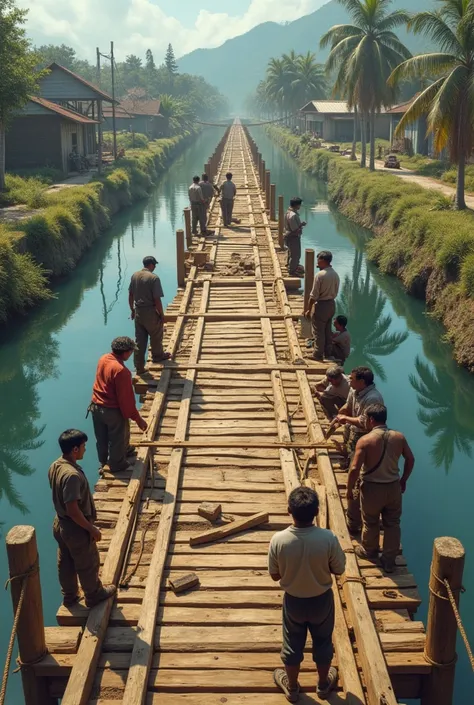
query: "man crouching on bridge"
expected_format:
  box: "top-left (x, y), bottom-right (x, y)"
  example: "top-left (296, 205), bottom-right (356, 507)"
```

top-left (268, 486), bottom-right (345, 701)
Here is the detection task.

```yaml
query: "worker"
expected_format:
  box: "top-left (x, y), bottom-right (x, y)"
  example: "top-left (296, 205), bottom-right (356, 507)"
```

top-left (89, 336), bottom-right (148, 474)
top-left (129, 255), bottom-right (171, 374)
top-left (330, 315), bottom-right (351, 363)
top-left (49, 429), bottom-right (116, 607)
top-left (313, 365), bottom-right (350, 419)
top-left (348, 404), bottom-right (415, 572)
top-left (304, 251), bottom-right (340, 361)
top-left (269, 486), bottom-right (345, 701)
top-left (199, 173), bottom-right (219, 232)
top-left (333, 366), bottom-right (384, 536)
top-left (188, 175), bottom-right (206, 235)
top-left (284, 197), bottom-right (306, 276)
top-left (220, 171), bottom-right (236, 227)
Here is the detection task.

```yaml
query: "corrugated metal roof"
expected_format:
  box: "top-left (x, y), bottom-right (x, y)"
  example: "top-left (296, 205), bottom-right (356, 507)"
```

top-left (44, 63), bottom-right (114, 102)
top-left (120, 99), bottom-right (162, 116)
top-left (28, 96), bottom-right (99, 124)
top-left (312, 100), bottom-right (351, 113)
top-left (102, 104), bottom-right (134, 118)
top-left (386, 95), bottom-right (418, 114)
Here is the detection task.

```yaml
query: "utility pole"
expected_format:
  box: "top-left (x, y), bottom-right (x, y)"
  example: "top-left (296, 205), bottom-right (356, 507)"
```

top-left (96, 47), bottom-right (103, 174)
top-left (110, 41), bottom-right (117, 160)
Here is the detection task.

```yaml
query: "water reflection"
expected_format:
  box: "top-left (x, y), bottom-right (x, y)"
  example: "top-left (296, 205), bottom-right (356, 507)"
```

top-left (99, 241), bottom-right (125, 326)
top-left (339, 251), bottom-right (409, 381)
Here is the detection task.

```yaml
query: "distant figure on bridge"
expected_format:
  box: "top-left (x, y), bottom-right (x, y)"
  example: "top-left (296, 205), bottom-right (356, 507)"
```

top-left (48, 429), bottom-right (116, 608)
top-left (348, 404), bottom-right (415, 573)
top-left (269, 486), bottom-right (344, 701)
top-left (284, 197), bottom-right (306, 276)
top-left (330, 315), bottom-right (351, 363)
top-left (304, 250), bottom-right (340, 361)
top-left (89, 337), bottom-right (148, 474)
top-left (129, 255), bottom-right (171, 374)
top-left (199, 173), bottom-right (220, 233)
top-left (188, 175), bottom-right (207, 235)
top-left (220, 171), bottom-right (237, 226)
top-left (312, 365), bottom-right (350, 419)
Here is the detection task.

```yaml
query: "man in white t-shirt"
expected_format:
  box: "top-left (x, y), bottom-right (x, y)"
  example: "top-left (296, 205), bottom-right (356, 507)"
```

top-left (268, 486), bottom-right (345, 702)
top-left (220, 171), bottom-right (237, 226)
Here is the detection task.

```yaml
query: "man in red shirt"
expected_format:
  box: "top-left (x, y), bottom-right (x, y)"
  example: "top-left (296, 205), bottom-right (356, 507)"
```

top-left (90, 337), bottom-right (148, 473)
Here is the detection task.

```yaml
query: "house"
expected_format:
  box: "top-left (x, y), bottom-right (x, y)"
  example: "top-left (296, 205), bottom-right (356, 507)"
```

top-left (5, 97), bottom-right (99, 174)
top-left (386, 97), bottom-right (430, 156)
top-left (298, 100), bottom-right (391, 142)
top-left (5, 62), bottom-right (114, 175)
top-left (103, 99), bottom-right (165, 139)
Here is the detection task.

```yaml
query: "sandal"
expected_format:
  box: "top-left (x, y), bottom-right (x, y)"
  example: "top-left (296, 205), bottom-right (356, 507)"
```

top-left (273, 668), bottom-right (300, 703)
top-left (317, 666), bottom-right (338, 699)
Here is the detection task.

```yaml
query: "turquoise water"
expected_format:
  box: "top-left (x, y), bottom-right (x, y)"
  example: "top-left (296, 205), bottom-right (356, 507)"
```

top-left (0, 126), bottom-right (472, 703)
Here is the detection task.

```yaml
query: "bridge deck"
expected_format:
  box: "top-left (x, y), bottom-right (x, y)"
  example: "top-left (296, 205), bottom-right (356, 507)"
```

top-left (37, 124), bottom-right (428, 705)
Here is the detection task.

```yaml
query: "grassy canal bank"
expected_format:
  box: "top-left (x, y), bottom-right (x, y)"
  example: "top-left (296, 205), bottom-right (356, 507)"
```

top-left (267, 125), bottom-right (474, 372)
top-left (0, 131), bottom-right (194, 324)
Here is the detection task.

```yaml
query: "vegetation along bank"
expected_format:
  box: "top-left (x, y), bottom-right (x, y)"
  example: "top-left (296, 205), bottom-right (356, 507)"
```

top-left (266, 125), bottom-right (474, 371)
top-left (0, 131), bottom-right (194, 325)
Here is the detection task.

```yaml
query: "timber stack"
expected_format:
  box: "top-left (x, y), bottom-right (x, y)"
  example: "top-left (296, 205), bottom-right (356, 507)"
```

top-left (5, 120), bottom-right (465, 705)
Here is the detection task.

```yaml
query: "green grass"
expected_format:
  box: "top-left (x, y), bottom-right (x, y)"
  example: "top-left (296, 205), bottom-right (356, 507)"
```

top-left (103, 131), bottom-right (150, 150)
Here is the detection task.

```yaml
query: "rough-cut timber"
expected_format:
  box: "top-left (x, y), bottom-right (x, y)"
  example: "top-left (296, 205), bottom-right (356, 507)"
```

top-left (36, 121), bottom-right (431, 705)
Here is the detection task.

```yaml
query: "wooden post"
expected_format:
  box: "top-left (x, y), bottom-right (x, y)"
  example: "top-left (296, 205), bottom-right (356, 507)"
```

top-left (278, 195), bottom-right (285, 250)
top-left (422, 537), bottom-right (465, 705)
top-left (265, 171), bottom-right (270, 209)
top-left (176, 229), bottom-right (185, 288)
top-left (6, 526), bottom-right (55, 705)
top-left (184, 208), bottom-right (192, 249)
top-left (270, 184), bottom-right (276, 221)
top-left (260, 159), bottom-right (266, 189)
top-left (304, 249), bottom-right (315, 312)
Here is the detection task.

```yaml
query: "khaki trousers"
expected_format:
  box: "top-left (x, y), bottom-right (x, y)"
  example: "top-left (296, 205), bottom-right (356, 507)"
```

top-left (284, 234), bottom-right (301, 274)
top-left (221, 198), bottom-right (234, 226)
top-left (320, 392), bottom-right (345, 420)
top-left (53, 516), bottom-right (102, 601)
top-left (91, 403), bottom-right (130, 472)
top-left (191, 203), bottom-right (206, 234)
top-left (361, 480), bottom-right (402, 561)
top-left (134, 306), bottom-right (164, 370)
top-left (312, 299), bottom-right (335, 360)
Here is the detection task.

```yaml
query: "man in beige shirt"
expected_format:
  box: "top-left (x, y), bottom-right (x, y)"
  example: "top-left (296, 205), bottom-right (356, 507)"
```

top-left (304, 251), bottom-right (340, 361)
top-left (188, 175), bottom-right (206, 235)
top-left (220, 172), bottom-right (237, 226)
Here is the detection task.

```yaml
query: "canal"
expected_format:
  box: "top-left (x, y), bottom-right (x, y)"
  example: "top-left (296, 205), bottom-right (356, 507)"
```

top-left (0, 125), bottom-right (472, 703)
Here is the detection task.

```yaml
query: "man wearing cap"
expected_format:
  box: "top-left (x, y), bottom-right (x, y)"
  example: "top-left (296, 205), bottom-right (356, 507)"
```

top-left (129, 256), bottom-right (171, 374)
top-left (189, 175), bottom-right (206, 235)
top-left (284, 198), bottom-right (306, 276)
top-left (89, 337), bottom-right (148, 474)
top-left (199, 173), bottom-right (219, 232)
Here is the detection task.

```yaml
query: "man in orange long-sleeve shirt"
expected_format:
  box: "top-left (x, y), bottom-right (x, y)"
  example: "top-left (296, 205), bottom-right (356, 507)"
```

top-left (89, 337), bottom-right (148, 473)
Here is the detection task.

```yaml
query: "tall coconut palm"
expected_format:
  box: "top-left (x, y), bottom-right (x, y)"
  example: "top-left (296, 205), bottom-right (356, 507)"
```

top-left (389, 0), bottom-right (474, 209)
top-left (292, 52), bottom-right (327, 108)
top-left (321, 0), bottom-right (411, 169)
top-left (265, 58), bottom-right (290, 119)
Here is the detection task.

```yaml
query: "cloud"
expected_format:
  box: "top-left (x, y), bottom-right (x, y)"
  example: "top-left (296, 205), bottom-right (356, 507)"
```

top-left (18, 0), bottom-right (327, 61)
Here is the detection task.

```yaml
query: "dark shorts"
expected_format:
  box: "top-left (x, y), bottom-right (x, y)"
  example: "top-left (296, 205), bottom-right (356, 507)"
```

top-left (281, 589), bottom-right (335, 666)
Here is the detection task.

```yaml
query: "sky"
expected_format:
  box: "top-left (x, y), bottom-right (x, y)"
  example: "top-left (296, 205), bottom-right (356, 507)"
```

top-left (18, 0), bottom-right (329, 62)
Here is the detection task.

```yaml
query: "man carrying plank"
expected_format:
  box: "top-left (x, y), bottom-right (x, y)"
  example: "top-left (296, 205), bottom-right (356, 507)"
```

top-left (269, 486), bottom-right (345, 701)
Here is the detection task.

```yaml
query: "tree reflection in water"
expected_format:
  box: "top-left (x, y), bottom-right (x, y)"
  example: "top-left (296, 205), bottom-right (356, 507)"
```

top-left (338, 251), bottom-right (409, 381)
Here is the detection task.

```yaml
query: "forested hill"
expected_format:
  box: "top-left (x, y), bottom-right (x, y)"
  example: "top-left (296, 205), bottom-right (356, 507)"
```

top-left (178, 0), bottom-right (434, 109)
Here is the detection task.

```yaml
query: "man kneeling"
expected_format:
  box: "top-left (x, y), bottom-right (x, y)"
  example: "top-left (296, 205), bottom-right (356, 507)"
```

top-left (268, 486), bottom-right (345, 701)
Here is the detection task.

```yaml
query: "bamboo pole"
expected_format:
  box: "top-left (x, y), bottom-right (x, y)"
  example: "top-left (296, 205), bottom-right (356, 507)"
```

top-left (184, 208), bottom-right (192, 249)
top-left (278, 195), bottom-right (285, 250)
top-left (422, 537), bottom-right (465, 705)
top-left (6, 526), bottom-right (55, 705)
top-left (304, 249), bottom-right (315, 313)
top-left (265, 171), bottom-right (271, 209)
top-left (270, 184), bottom-right (276, 221)
top-left (176, 229), bottom-right (185, 288)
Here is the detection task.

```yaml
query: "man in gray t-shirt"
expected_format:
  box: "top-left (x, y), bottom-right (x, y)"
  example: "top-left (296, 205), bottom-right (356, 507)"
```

top-left (219, 171), bottom-right (237, 226)
top-left (268, 486), bottom-right (345, 701)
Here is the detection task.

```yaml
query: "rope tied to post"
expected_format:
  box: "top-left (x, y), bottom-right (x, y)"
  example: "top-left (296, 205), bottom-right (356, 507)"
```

top-left (443, 578), bottom-right (474, 671)
top-left (0, 559), bottom-right (41, 705)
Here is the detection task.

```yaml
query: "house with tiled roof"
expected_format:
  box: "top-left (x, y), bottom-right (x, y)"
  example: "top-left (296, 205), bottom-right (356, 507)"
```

top-left (103, 97), bottom-right (165, 139)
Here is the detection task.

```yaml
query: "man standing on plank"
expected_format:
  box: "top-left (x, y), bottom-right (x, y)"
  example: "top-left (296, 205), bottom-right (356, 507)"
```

top-left (220, 171), bottom-right (237, 226)
top-left (199, 173), bottom-right (219, 232)
top-left (49, 429), bottom-right (116, 607)
top-left (348, 404), bottom-right (414, 572)
top-left (188, 175), bottom-right (207, 235)
top-left (304, 251), bottom-right (340, 361)
top-left (269, 486), bottom-right (345, 701)
top-left (129, 255), bottom-right (171, 374)
top-left (284, 197), bottom-right (306, 276)
top-left (90, 337), bottom-right (148, 473)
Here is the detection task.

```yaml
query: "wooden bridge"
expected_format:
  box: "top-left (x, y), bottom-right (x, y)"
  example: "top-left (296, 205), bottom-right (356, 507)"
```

top-left (6, 122), bottom-right (465, 705)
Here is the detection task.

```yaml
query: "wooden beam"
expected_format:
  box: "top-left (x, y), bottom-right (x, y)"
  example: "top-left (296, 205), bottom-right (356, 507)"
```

top-left (137, 441), bottom-right (332, 449)
top-left (190, 512), bottom-right (269, 547)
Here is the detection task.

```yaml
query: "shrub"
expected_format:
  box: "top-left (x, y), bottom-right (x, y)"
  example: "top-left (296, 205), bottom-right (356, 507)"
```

top-left (460, 253), bottom-right (474, 296)
top-left (0, 175), bottom-right (49, 209)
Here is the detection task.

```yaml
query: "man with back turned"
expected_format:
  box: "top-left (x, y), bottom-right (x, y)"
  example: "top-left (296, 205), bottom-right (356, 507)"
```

top-left (129, 255), bottom-right (171, 374)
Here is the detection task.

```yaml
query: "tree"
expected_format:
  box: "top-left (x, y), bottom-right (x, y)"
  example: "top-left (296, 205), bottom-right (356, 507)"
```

top-left (321, 0), bottom-right (411, 170)
top-left (146, 49), bottom-right (155, 71)
top-left (36, 43), bottom-right (77, 69)
top-left (0, 0), bottom-right (47, 190)
top-left (389, 0), bottom-right (474, 210)
top-left (165, 43), bottom-right (178, 90)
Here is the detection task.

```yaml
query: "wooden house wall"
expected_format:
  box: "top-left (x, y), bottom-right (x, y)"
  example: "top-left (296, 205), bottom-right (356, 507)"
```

top-left (5, 115), bottom-right (63, 172)
top-left (40, 66), bottom-right (101, 101)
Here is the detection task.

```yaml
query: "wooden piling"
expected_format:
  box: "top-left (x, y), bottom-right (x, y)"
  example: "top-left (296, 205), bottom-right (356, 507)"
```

top-left (278, 195), bottom-right (285, 249)
top-left (422, 537), bottom-right (465, 705)
top-left (265, 171), bottom-right (270, 209)
top-left (270, 184), bottom-right (276, 221)
top-left (6, 526), bottom-right (55, 705)
top-left (184, 208), bottom-right (192, 249)
top-left (260, 160), bottom-right (266, 189)
top-left (304, 249), bottom-right (315, 312)
top-left (176, 229), bottom-right (185, 288)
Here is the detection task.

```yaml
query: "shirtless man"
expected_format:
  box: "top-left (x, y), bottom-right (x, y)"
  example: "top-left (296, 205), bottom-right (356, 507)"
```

top-left (348, 404), bottom-right (415, 572)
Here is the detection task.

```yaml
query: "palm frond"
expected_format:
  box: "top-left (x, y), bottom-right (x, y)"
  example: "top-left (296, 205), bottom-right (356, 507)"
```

top-left (408, 11), bottom-right (462, 54)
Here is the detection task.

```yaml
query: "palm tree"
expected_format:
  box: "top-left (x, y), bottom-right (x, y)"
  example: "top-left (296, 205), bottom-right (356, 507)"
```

top-left (265, 57), bottom-right (290, 119)
top-left (321, 0), bottom-right (411, 169)
top-left (159, 95), bottom-right (195, 136)
top-left (338, 251), bottom-right (409, 380)
top-left (389, 0), bottom-right (474, 209)
top-left (292, 52), bottom-right (327, 108)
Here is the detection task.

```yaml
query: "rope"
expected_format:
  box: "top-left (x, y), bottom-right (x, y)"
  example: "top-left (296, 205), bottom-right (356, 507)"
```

top-left (1, 561), bottom-right (39, 705)
top-left (340, 575), bottom-right (366, 588)
top-left (443, 578), bottom-right (474, 671)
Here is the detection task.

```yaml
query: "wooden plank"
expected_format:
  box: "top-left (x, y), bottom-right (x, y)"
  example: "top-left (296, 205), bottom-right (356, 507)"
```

top-left (189, 512), bottom-right (269, 546)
